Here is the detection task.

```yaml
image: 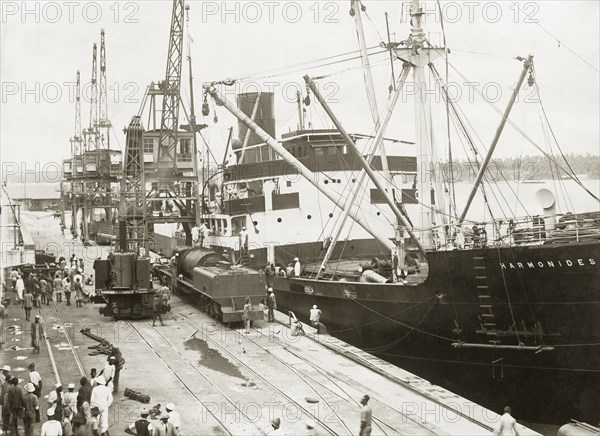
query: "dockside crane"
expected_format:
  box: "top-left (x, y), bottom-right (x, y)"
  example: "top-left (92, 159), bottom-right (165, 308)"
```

top-left (97, 29), bottom-right (111, 150)
top-left (121, 0), bottom-right (199, 253)
top-left (64, 70), bottom-right (83, 237)
top-left (62, 31), bottom-right (121, 245)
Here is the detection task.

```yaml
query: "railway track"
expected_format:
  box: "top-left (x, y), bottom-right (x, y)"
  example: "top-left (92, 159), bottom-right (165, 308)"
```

top-left (133, 314), bottom-right (347, 435)
top-left (169, 308), bottom-right (443, 436)
top-left (124, 319), bottom-right (267, 436)
top-left (171, 305), bottom-right (497, 435)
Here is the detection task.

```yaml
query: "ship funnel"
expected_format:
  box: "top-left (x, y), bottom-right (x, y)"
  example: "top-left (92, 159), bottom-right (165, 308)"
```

top-left (235, 92), bottom-right (275, 164)
top-left (535, 188), bottom-right (556, 231)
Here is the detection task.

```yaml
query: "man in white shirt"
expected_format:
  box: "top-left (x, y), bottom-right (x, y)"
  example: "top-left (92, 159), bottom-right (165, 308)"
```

top-left (63, 383), bottom-right (78, 411)
top-left (90, 376), bottom-right (113, 435)
top-left (165, 403), bottom-right (181, 430)
top-left (100, 357), bottom-right (116, 391)
top-left (494, 406), bottom-right (521, 436)
top-left (28, 362), bottom-right (42, 397)
top-left (15, 275), bottom-right (25, 302)
top-left (293, 257), bottom-right (301, 277)
top-left (41, 407), bottom-right (62, 436)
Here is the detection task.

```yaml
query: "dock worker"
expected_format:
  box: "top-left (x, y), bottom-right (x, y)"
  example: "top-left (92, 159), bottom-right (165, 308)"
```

top-left (23, 288), bottom-right (34, 321)
top-left (494, 406), bottom-right (520, 436)
top-left (77, 377), bottom-right (92, 414)
top-left (7, 376), bottom-right (26, 436)
top-left (359, 394), bottom-right (372, 436)
top-left (160, 286), bottom-right (171, 308)
top-left (191, 225), bottom-right (200, 245)
top-left (31, 315), bottom-right (44, 353)
top-left (2, 365), bottom-right (10, 380)
top-left (15, 274), bottom-right (25, 304)
top-left (90, 375), bottom-right (113, 435)
top-left (73, 277), bottom-right (83, 307)
top-left (165, 403), bottom-right (180, 431)
top-left (157, 411), bottom-right (178, 436)
top-left (309, 305), bottom-right (321, 330)
top-left (89, 406), bottom-right (102, 436)
top-left (28, 363), bottom-right (42, 398)
top-left (23, 382), bottom-right (40, 436)
top-left (199, 222), bottom-right (210, 247)
top-left (53, 272), bottom-right (64, 303)
top-left (267, 288), bottom-right (276, 322)
top-left (1, 373), bottom-right (12, 433)
top-left (242, 297), bottom-right (252, 334)
top-left (64, 383), bottom-right (78, 412)
top-left (62, 406), bottom-right (74, 436)
top-left (99, 357), bottom-right (116, 392)
top-left (124, 408), bottom-right (153, 436)
top-left (264, 263), bottom-right (274, 288)
top-left (169, 253), bottom-right (179, 294)
top-left (109, 348), bottom-right (124, 394)
top-left (294, 257), bottom-right (301, 277)
top-left (41, 406), bottom-right (61, 436)
top-left (152, 293), bottom-right (166, 327)
top-left (238, 226), bottom-right (248, 250)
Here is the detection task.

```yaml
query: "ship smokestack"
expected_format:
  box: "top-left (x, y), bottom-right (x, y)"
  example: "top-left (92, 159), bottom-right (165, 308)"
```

top-left (235, 92), bottom-right (275, 163)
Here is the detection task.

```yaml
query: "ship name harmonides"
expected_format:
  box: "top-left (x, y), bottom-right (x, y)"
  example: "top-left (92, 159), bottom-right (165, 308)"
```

top-left (499, 258), bottom-right (596, 270)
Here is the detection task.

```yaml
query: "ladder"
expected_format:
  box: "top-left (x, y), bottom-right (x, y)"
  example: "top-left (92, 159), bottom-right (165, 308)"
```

top-left (474, 253), bottom-right (499, 342)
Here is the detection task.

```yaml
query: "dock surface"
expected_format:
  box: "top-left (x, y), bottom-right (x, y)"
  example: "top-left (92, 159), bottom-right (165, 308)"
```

top-left (0, 211), bottom-right (542, 435)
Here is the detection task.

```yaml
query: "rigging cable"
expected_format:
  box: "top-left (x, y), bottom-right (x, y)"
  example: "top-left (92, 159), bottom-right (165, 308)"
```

top-left (440, 56), bottom-right (600, 203)
top-left (533, 64), bottom-right (599, 203)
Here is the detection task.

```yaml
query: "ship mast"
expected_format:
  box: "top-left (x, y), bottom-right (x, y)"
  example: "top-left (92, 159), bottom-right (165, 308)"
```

top-left (350, 0), bottom-right (393, 187)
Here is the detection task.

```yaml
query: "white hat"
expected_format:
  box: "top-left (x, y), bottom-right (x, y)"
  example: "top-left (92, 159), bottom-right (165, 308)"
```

top-left (1, 365), bottom-right (10, 371)
top-left (68, 383), bottom-right (75, 389)
top-left (165, 403), bottom-right (175, 411)
top-left (47, 391), bottom-right (57, 403)
top-left (35, 315), bottom-right (41, 320)
top-left (294, 257), bottom-right (299, 261)
top-left (24, 383), bottom-right (35, 393)
top-left (95, 375), bottom-right (106, 385)
top-left (55, 383), bottom-right (62, 388)
top-left (159, 412), bottom-right (170, 420)
top-left (312, 305), bottom-right (317, 309)
top-left (305, 419), bottom-right (316, 429)
top-left (47, 406), bottom-right (56, 416)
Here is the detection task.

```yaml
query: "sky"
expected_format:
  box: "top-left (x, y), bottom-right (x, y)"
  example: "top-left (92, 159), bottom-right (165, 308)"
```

top-left (1, 0), bottom-right (599, 175)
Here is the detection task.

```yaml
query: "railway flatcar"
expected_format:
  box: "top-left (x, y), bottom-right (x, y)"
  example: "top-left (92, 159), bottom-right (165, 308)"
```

top-left (154, 247), bottom-right (265, 324)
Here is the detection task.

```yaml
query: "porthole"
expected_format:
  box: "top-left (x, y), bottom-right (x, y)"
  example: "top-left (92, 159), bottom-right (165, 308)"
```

top-left (307, 215), bottom-right (312, 220)
top-left (277, 218), bottom-right (282, 223)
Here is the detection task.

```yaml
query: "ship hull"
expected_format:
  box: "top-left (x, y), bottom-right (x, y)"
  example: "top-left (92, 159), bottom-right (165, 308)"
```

top-left (272, 241), bottom-right (600, 424)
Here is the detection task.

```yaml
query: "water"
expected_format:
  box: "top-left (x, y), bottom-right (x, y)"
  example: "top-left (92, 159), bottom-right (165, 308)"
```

top-left (183, 337), bottom-right (245, 380)
top-left (451, 178), bottom-right (600, 221)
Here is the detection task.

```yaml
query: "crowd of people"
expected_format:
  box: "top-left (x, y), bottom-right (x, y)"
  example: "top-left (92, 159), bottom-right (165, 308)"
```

top-left (1, 353), bottom-right (181, 436)
top-left (7, 254), bottom-right (91, 312)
